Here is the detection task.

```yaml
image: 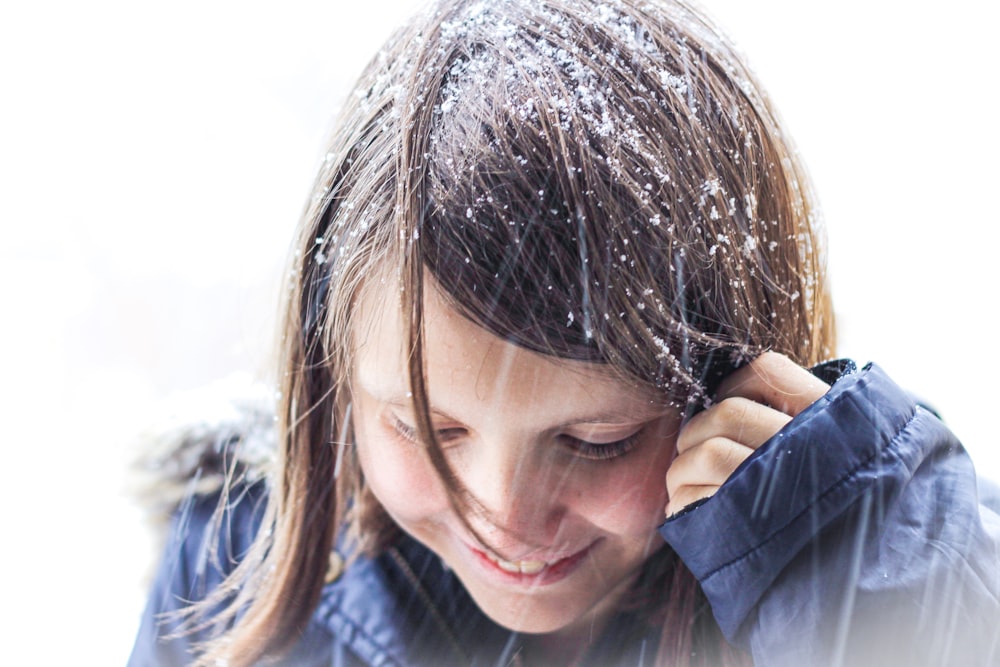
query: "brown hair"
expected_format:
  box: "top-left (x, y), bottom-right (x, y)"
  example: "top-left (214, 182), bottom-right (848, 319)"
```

top-left (188, 0), bottom-right (835, 664)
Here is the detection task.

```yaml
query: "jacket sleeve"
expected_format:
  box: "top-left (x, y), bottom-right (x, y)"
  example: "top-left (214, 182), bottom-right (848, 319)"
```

top-left (659, 362), bottom-right (1000, 666)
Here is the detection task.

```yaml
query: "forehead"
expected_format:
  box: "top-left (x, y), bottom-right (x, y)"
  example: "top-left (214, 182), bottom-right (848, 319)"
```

top-left (352, 278), bottom-right (665, 424)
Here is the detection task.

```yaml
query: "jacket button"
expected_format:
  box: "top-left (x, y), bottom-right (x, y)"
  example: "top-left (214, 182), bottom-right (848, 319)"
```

top-left (325, 551), bottom-right (344, 584)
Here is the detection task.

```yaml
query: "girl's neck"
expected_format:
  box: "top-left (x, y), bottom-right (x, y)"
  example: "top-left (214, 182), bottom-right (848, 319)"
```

top-left (518, 631), bottom-right (589, 667)
top-left (516, 602), bottom-right (615, 667)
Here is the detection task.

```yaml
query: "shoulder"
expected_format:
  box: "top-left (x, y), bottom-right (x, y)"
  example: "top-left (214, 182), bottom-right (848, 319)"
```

top-left (125, 377), bottom-right (334, 665)
top-left (128, 482), bottom-right (296, 667)
top-left (130, 477), bottom-right (498, 667)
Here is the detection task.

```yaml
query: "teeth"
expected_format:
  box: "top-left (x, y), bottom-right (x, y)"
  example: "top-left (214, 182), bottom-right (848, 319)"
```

top-left (516, 560), bottom-right (546, 574)
top-left (487, 552), bottom-right (549, 574)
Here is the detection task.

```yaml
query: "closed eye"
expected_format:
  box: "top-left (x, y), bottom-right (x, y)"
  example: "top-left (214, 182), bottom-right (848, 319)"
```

top-left (390, 416), bottom-right (466, 444)
top-left (559, 432), bottom-right (641, 461)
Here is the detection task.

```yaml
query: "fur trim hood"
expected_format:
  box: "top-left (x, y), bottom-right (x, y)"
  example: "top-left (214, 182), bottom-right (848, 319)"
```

top-left (129, 374), bottom-right (278, 532)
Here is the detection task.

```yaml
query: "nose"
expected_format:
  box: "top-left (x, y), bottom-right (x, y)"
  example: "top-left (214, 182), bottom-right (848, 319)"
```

top-left (460, 435), bottom-right (568, 554)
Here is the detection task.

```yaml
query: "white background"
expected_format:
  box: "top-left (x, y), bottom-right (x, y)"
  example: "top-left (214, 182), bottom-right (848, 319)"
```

top-left (1, 0), bottom-right (997, 662)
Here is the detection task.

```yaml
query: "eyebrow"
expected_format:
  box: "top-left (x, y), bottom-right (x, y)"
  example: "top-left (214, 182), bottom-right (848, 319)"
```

top-left (369, 389), bottom-right (462, 422)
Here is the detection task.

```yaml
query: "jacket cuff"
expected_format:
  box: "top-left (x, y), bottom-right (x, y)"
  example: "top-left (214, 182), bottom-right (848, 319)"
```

top-left (658, 362), bottom-right (916, 639)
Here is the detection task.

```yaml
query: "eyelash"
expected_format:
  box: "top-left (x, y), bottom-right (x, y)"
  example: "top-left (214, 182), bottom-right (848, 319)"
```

top-left (389, 416), bottom-right (639, 461)
top-left (389, 417), bottom-right (464, 444)
top-left (559, 433), bottom-right (640, 461)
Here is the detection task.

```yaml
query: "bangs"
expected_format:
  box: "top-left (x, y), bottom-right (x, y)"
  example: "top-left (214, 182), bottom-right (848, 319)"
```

top-left (406, 0), bottom-right (818, 409)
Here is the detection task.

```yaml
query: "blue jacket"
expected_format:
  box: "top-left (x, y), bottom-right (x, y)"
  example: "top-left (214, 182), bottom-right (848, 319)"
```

top-left (129, 363), bottom-right (1000, 666)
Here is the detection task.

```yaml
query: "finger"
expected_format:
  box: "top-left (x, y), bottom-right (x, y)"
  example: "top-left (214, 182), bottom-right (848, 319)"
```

top-left (716, 352), bottom-right (829, 417)
top-left (666, 436), bottom-right (754, 500)
top-left (677, 396), bottom-right (792, 455)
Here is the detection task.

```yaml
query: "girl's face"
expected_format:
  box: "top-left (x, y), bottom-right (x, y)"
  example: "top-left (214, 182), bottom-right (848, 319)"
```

top-left (352, 284), bottom-right (681, 638)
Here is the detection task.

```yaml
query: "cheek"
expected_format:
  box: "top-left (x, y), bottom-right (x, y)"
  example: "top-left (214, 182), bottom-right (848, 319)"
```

top-left (567, 436), bottom-right (676, 537)
top-left (354, 417), bottom-right (450, 525)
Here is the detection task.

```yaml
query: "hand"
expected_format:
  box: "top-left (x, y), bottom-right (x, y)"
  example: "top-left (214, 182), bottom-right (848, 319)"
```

top-left (664, 352), bottom-right (831, 518)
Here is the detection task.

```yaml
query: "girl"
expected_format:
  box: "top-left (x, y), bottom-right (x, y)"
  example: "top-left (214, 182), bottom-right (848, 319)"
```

top-left (129, 0), bottom-right (1000, 665)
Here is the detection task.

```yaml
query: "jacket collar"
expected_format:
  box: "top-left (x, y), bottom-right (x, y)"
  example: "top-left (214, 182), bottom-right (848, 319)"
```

top-left (313, 534), bottom-right (662, 667)
top-left (314, 534), bottom-right (517, 666)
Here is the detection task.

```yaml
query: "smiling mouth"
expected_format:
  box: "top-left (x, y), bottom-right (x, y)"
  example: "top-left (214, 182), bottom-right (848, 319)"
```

top-left (467, 542), bottom-right (597, 584)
